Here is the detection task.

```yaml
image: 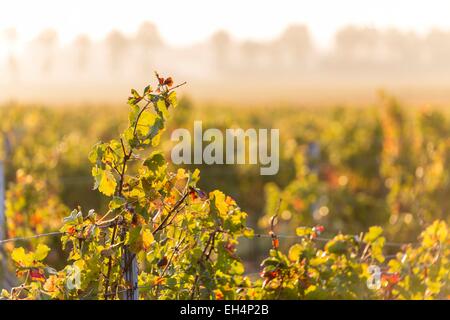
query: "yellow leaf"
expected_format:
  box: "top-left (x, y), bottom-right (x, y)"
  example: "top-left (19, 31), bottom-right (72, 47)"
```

top-left (388, 258), bottom-right (402, 273)
top-left (190, 169), bottom-right (200, 183)
top-left (211, 190), bottom-right (228, 216)
top-left (288, 244), bottom-right (303, 261)
top-left (243, 228), bottom-right (254, 239)
top-left (305, 285), bottom-right (317, 295)
top-left (371, 238), bottom-right (385, 263)
top-left (136, 110), bottom-right (156, 137)
top-left (364, 226), bottom-right (383, 243)
top-left (142, 228), bottom-right (154, 251)
top-left (168, 91), bottom-right (178, 108)
top-left (176, 168), bottom-right (187, 180)
top-left (157, 99), bottom-right (169, 118)
top-left (34, 244), bottom-right (50, 261)
top-left (436, 221), bottom-right (448, 243)
top-left (11, 247), bottom-right (27, 264)
top-left (99, 170), bottom-right (117, 197)
top-left (296, 227), bottom-right (312, 237)
top-left (11, 247), bottom-right (34, 266)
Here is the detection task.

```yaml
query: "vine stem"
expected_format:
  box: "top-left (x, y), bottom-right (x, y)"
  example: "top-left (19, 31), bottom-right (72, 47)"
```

top-left (117, 138), bottom-right (131, 197)
top-left (109, 82), bottom-right (187, 300)
top-left (103, 221), bottom-right (118, 300)
top-left (168, 81), bottom-right (187, 92)
top-left (190, 231), bottom-right (216, 299)
top-left (152, 192), bottom-right (189, 235)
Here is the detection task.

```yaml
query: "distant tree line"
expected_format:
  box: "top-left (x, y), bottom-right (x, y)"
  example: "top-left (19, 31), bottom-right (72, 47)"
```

top-left (2, 22), bottom-right (450, 83)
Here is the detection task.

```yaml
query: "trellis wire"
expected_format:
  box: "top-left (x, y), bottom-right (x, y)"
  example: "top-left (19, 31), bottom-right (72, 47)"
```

top-left (0, 227), bottom-right (419, 298)
top-left (0, 231), bottom-right (63, 245)
top-left (0, 229), bottom-right (416, 248)
top-left (252, 233), bottom-right (416, 247)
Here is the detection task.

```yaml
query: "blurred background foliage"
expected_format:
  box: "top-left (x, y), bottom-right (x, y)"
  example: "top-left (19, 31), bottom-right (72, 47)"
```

top-left (0, 94), bottom-right (449, 272)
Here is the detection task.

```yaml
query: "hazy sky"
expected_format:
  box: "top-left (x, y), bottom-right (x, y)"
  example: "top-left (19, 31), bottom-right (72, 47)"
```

top-left (2, 0), bottom-right (450, 48)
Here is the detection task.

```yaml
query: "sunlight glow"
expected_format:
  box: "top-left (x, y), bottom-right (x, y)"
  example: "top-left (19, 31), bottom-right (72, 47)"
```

top-left (1, 0), bottom-right (450, 48)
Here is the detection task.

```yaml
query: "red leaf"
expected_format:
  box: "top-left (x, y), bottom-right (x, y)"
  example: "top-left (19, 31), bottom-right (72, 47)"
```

top-left (67, 226), bottom-right (76, 236)
top-left (272, 238), bottom-right (279, 249)
top-left (163, 77), bottom-right (174, 87)
top-left (382, 272), bottom-right (400, 285)
top-left (314, 225), bottom-right (325, 234)
top-left (260, 270), bottom-right (278, 281)
top-left (30, 269), bottom-right (45, 282)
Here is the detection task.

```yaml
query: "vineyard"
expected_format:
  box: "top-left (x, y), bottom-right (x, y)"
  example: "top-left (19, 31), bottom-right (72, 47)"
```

top-left (0, 75), bottom-right (448, 300)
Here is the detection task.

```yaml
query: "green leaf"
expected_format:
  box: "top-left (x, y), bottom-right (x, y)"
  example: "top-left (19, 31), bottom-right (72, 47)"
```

top-left (128, 89), bottom-right (142, 105)
top-left (189, 169), bottom-right (200, 184)
top-left (88, 142), bottom-right (106, 164)
top-left (146, 117), bottom-right (165, 147)
top-left (86, 209), bottom-right (96, 220)
top-left (63, 209), bottom-right (82, 224)
top-left (325, 239), bottom-right (348, 255)
top-left (131, 89), bottom-right (141, 99)
top-left (127, 226), bottom-right (154, 253)
top-left (143, 85), bottom-right (152, 95)
top-left (128, 103), bottom-right (141, 125)
top-left (109, 197), bottom-right (126, 210)
top-left (1, 289), bottom-right (10, 299)
top-left (143, 151), bottom-right (166, 172)
top-left (260, 257), bottom-right (280, 268)
top-left (229, 260), bottom-right (244, 275)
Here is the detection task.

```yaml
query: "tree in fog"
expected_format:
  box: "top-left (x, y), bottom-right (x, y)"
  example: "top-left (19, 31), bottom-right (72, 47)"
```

top-left (333, 26), bottom-right (381, 66)
top-left (333, 26), bottom-right (424, 73)
top-left (73, 34), bottom-right (91, 72)
top-left (273, 24), bottom-right (314, 70)
top-left (33, 29), bottom-right (59, 75)
top-left (2, 28), bottom-right (19, 80)
top-left (240, 40), bottom-right (263, 72)
top-left (425, 29), bottom-right (450, 71)
top-left (134, 22), bottom-right (163, 75)
top-left (105, 30), bottom-right (128, 73)
top-left (210, 30), bottom-right (232, 73)
top-left (382, 29), bottom-right (423, 69)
